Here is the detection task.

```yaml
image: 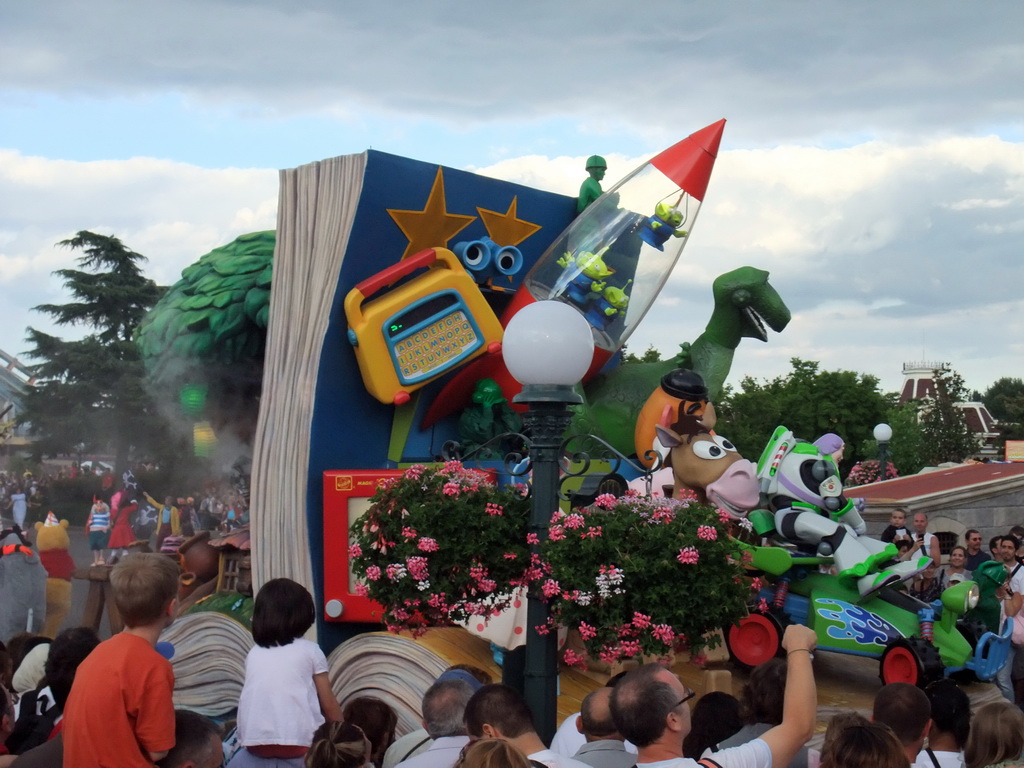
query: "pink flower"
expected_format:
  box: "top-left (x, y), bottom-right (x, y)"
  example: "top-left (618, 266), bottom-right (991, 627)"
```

top-left (593, 493), bottom-right (617, 510)
top-left (583, 526), bottom-right (603, 539)
top-left (418, 537), bottom-right (439, 552)
top-left (599, 647), bottom-right (620, 664)
top-left (503, 552), bottom-right (518, 560)
top-left (406, 556), bottom-right (430, 581)
top-left (549, 526), bottom-right (566, 542)
top-left (442, 460), bottom-right (463, 474)
top-left (348, 543), bottom-right (362, 558)
top-left (750, 577), bottom-right (763, 592)
top-left (526, 533), bottom-right (539, 545)
top-left (366, 565), bottom-right (382, 581)
top-left (697, 525), bottom-right (718, 541)
top-left (564, 513), bottom-right (585, 530)
top-left (624, 488), bottom-right (641, 498)
top-left (563, 649), bottom-right (587, 669)
top-left (651, 624), bottom-right (675, 644)
top-left (402, 526), bottom-right (418, 539)
top-left (632, 612), bottom-right (651, 629)
top-left (579, 622), bottom-right (597, 640)
top-left (619, 639), bottom-right (642, 657)
top-left (757, 598), bottom-right (770, 614)
top-left (354, 583), bottom-right (369, 597)
top-left (443, 482), bottom-right (460, 496)
top-left (677, 547), bottom-right (699, 565)
top-left (542, 579), bottom-right (561, 598)
top-left (718, 509), bottom-right (733, 523)
top-left (485, 503), bottom-right (504, 516)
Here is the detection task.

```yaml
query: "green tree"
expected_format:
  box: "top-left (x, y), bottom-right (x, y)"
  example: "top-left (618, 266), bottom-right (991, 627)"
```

top-left (620, 344), bottom-right (663, 364)
top-left (715, 358), bottom-right (890, 475)
top-left (20, 231), bottom-right (166, 472)
top-left (982, 377), bottom-right (1024, 447)
top-left (919, 367), bottom-right (977, 464)
top-left (982, 377), bottom-right (1024, 422)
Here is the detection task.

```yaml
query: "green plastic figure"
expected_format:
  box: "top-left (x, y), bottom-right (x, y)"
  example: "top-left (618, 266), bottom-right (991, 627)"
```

top-left (457, 378), bottom-right (523, 456)
top-left (577, 155), bottom-right (607, 213)
top-left (556, 248), bottom-right (615, 304)
top-left (638, 202), bottom-right (688, 251)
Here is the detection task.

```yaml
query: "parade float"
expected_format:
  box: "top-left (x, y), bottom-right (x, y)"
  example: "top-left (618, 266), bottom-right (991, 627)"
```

top-left (132, 117), bottom-right (1009, 730)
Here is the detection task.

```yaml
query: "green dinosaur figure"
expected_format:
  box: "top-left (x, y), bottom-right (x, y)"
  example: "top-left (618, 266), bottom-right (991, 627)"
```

top-left (573, 266), bottom-right (792, 455)
top-left (135, 230), bottom-right (275, 443)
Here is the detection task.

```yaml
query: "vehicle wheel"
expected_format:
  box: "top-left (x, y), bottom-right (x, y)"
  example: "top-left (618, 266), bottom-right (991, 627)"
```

top-left (879, 637), bottom-right (943, 687)
top-left (725, 611), bottom-right (786, 669)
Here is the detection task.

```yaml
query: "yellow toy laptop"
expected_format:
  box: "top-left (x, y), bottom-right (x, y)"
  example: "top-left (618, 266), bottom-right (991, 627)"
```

top-left (344, 247), bottom-right (504, 405)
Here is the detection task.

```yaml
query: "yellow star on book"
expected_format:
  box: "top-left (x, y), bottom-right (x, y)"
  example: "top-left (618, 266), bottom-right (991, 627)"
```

top-left (476, 197), bottom-right (542, 247)
top-left (388, 168), bottom-right (476, 259)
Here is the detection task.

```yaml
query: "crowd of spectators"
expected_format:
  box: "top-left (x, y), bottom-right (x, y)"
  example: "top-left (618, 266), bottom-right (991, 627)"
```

top-left (4, 492), bottom-right (1024, 766)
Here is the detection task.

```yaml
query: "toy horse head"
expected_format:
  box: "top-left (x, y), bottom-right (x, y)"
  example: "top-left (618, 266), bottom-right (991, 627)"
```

top-left (655, 412), bottom-right (759, 518)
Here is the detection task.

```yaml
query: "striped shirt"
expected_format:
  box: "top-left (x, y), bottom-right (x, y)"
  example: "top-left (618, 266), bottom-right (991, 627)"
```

top-left (89, 505), bottom-right (110, 531)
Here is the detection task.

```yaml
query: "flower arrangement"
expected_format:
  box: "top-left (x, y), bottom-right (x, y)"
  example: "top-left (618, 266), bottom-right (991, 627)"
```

top-left (542, 490), bottom-right (752, 669)
top-left (348, 461), bottom-right (531, 635)
top-left (845, 459), bottom-right (899, 487)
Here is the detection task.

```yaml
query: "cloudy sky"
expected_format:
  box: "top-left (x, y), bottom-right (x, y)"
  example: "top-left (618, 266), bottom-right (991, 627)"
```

top-left (2, 1), bottom-right (1022, 397)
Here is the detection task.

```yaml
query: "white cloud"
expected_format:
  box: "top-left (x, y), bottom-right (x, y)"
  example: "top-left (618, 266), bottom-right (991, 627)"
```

top-left (0, 150), bottom-right (277, 348)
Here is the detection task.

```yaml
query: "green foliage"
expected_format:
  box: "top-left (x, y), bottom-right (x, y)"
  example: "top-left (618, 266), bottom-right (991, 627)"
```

top-left (19, 232), bottom-right (168, 471)
top-left (715, 359), bottom-right (889, 473)
top-left (544, 492), bottom-right (751, 665)
top-left (920, 368), bottom-right (977, 464)
top-left (983, 377), bottom-right (1024, 446)
top-left (349, 462), bottom-right (532, 635)
top-left (135, 231), bottom-right (274, 448)
top-left (983, 377), bottom-right (1024, 423)
top-left (621, 345), bottom-right (663, 364)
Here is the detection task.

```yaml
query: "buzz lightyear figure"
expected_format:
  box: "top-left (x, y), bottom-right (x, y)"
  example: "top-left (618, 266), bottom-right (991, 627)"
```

top-left (757, 426), bottom-right (930, 597)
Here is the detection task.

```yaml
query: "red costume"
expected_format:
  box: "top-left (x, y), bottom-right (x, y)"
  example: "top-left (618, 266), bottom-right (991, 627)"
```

top-left (107, 491), bottom-right (137, 550)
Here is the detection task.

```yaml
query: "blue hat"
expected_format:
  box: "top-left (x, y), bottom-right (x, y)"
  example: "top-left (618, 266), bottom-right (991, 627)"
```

top-left (436, 668), bottom-right (483, 691)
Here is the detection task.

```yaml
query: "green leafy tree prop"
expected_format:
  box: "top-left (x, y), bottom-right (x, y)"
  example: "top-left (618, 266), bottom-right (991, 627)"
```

top-left (136, 231), bottom-right (274, 447)
top-left (542, 491), bottom-right (751, 667)
top-left (920, 367), bottom-right (977, 464)
top-left (20, 232), bottom-right (165, 472)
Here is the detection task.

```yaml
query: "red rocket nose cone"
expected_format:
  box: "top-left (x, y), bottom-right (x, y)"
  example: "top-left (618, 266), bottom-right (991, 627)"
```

top-left (650, 118), bottom-right (726, 202)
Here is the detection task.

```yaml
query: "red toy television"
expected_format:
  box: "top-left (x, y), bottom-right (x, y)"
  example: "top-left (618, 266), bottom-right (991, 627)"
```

top-left (322, 469), bottom-right (403, 622)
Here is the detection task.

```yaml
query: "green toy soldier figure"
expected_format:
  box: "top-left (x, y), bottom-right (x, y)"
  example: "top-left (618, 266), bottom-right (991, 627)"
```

top-left (577, 155), bottom-right (607, 213)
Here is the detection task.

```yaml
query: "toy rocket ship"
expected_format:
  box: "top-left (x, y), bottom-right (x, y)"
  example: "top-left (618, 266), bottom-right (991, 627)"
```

top-left (423, 119), bottom-right (726, 427)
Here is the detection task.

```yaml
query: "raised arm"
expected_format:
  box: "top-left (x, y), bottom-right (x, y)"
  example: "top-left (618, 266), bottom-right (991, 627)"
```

top-left (758, 624), bottom-right (818, 768)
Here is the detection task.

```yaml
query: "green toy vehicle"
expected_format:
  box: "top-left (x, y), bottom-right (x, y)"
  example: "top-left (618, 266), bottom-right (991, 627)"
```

top-left (725, 426), bottom-right (1011, 687)
top-left (726, 545), bottom-right (1011, 686)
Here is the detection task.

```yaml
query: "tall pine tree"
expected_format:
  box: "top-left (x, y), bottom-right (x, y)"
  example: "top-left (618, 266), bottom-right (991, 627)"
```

top-left (20, 232), bottom-right (165, 472)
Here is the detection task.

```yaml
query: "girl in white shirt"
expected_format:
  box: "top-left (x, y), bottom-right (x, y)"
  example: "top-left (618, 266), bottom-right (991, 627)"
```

top-left (233, 578), bottom-right (344, 766)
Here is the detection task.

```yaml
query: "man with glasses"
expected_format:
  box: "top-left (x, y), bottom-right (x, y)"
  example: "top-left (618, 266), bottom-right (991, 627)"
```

top-left (963, 529), bottom-right (991, 571)
top-left (610, 625), bottom-right (817, 768)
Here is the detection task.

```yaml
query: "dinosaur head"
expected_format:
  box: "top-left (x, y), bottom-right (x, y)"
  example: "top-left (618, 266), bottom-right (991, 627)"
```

top-left (711, 267), bottom-right (791, 343)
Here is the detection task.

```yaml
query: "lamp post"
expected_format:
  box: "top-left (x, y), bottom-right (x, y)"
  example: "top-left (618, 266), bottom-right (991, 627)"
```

top-left (873, 422), bottom-right (893, 483)
top-left (502, 301), bottom-right (595, 744)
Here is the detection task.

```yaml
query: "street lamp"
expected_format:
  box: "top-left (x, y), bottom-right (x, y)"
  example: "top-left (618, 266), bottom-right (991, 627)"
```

top-left (873, 422), bottom-right (893, 483)
top-left (502, 300), bottom-right (594, 743)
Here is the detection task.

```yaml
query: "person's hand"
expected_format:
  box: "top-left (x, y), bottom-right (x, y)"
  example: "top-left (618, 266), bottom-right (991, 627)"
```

top-left (781, 624), bottom-right (817, 654)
